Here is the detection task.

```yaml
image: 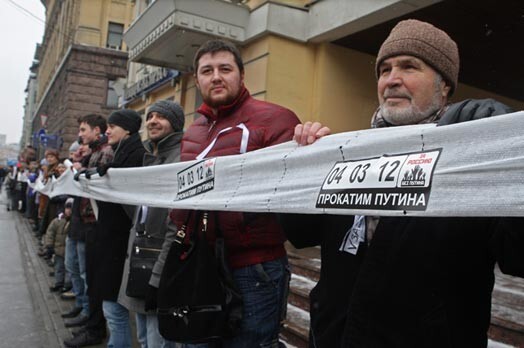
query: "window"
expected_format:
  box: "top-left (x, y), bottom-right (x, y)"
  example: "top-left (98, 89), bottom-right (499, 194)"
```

top-left (107, 22), bottom-right (124, 50)
top-left (107, 80), bottom-right (119, 108)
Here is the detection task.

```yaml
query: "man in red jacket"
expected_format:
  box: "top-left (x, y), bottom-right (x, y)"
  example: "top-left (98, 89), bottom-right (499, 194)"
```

top-left (153, 39), bottom-right (300, 347)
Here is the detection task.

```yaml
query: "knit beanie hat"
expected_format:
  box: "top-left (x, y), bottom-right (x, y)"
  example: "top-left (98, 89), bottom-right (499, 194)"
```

top-left (376, 19), bottom-right (460, 95)
top-left (108, 109), bottom-right (142, 134)
top-left (146, 100), bottom-right (185, 132)
top-left (68, 141), bottom-right (80, 153)
top-left (65, 198), bottom-right (74, 208)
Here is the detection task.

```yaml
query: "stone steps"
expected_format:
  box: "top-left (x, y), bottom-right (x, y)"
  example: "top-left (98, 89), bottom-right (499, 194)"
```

top-left (281, 245), bottom-right (319, 348)
top-left (281, 243), bottom-right (524, 348)
top-left (490, 268), bottom-right (524, 347)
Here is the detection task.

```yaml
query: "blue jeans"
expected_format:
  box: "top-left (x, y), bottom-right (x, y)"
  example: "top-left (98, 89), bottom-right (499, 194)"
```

top-left (136, 313), bottom-right (178, 348)
top-left (158, 258), bottom-right (289, 348)
top-left (54, 255), bottom-right (65, 286)
top-left (65, 237), bottom-right (89, 316)
top-left (225, 257), bottom-right (290, 348)
top-left (103, 300), bottom-right (131, 348)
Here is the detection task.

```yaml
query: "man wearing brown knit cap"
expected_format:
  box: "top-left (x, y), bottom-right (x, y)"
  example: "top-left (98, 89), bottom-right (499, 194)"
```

top-left (286, 19), bottom-right (524, 348)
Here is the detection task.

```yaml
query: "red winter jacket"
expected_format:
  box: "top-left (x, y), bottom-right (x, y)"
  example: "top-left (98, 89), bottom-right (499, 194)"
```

top-left (170, 87), bottom-right (300, 269)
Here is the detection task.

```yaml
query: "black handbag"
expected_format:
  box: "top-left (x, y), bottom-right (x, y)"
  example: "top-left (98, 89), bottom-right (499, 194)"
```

top-left (157, 212), bottom-right (243, 343)
top-left (126, 207), bottom-right (163, 298)
top-left (126, 233), bottom-right (163, 298)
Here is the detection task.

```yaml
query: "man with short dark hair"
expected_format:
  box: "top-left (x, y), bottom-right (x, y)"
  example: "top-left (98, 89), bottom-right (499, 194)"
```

top-left (63, 113), bottom-right (114, 347)
top-left (158, 39), bottom-right (301, 347)
top-left (288, 19), bottom-right (524, 347)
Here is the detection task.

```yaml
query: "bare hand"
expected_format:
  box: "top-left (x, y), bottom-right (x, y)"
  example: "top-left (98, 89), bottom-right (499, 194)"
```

top-left (293, 122), bottom-right (331, 146)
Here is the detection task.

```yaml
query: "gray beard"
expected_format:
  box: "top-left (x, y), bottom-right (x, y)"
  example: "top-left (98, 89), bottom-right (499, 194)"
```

top-left (380, 96), bottom-right (443, 125)
top-left (380, 76), bottom-right (446, 126)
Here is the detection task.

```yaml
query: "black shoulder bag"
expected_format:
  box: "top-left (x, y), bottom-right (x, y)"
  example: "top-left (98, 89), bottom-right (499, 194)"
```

top-left (157, 212), bottom-right (243, 343)
top-left (126, 206), bottom-right (163, 298)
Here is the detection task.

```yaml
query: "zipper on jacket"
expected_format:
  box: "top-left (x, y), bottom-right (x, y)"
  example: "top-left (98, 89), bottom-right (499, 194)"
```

top-left (207, 120), bottom-right (216, 137)
top-left (134, 246), bottom-right (162, 253)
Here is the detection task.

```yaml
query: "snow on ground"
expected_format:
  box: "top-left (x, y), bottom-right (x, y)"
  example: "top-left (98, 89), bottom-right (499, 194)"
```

top-left (291, 273), bottom-right (317, 292)
top-left (488, 339), bottom-right (515, 348)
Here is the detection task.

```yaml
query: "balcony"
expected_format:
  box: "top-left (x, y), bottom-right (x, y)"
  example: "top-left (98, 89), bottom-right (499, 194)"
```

top-left (123, 0), bottom-right (441, 72)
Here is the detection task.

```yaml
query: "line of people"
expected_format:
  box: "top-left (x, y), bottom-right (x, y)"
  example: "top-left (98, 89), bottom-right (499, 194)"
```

top-left (6, 19), bottom-right (524, 348)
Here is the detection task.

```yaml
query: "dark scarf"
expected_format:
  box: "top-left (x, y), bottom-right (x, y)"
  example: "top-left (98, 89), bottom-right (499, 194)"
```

top-left (88, 134), bottom-right (109, 151)
top-left (370, 105), bottom-right (449, 129)
top-left (111, 132), bottom-right (143, 167)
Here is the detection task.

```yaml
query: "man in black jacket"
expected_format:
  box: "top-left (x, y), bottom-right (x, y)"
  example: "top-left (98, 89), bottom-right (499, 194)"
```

top-left (287, 19), bottom-right (524, 348)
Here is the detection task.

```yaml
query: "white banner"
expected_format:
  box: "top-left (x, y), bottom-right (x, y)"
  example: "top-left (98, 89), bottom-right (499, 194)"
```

top-left (36, 111), bottom-right (524, 217)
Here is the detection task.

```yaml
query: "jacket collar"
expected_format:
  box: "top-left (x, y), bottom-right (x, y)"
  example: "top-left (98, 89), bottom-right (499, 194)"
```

top-left (88, 134), bottom-right (108, 151)
top-left (196, 86), bottom-right (250, 121)
top-left (112, 132), bottom-right (143, 162)
top-left (144, 131), bottom-right (183, 155)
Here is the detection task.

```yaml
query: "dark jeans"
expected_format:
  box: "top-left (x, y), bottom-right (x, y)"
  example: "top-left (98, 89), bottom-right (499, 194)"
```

top-left (85, 228), bottom-right (106, 333)
top-left (191, 257), bottom-right (290, 348)
top-left (54, 255), bottom-right (65, 286)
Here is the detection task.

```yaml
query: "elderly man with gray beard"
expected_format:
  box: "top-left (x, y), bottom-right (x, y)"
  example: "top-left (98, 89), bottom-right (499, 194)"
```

top-left (285, 19), bottom-right (524, 348)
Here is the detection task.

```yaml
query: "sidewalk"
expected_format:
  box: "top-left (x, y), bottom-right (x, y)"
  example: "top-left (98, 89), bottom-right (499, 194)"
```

top-left (0, 190), bottom-right (108, 348)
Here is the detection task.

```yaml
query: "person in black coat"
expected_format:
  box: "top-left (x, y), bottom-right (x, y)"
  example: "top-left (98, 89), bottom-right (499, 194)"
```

top-left (67, 109), bottom-right (146, 348)
top-left (287, 19), bottom-right (524, 348)
top-left (98, 109), bottom-right (146, 348)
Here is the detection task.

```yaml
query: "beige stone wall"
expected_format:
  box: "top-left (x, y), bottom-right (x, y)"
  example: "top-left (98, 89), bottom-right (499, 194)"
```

top-left (38, 0), bottom-right (135, 104)
top-left (308, 43), bottom-right (378, 133)
top-left (265, 36), bottom-right (316, 122)
top-left (126, 34), bottom-right (524, 140)
top-left (76, 0), bottom-right (134, 48)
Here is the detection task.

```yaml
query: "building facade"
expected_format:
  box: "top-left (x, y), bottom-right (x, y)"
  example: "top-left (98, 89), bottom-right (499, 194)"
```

top-left (21, 45), bottom-right (41, 149)
top-left (28, 0), bottom-right (136, 158)
top-left (123, 0), bottom-right (524, 135)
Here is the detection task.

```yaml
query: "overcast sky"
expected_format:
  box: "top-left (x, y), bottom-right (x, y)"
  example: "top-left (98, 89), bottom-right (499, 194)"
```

top-left (0, 0), bottom-right (45, 144)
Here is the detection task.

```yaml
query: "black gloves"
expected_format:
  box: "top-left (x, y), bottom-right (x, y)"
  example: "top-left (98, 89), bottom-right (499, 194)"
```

top-left (96, 163), bottom-right (114, 177)
top-left (144, 285), bottom-right (158, 312)
top-left (73, 169), bottom-right (86, 181)
top-left (73, 168), bottom-right (98, 181)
